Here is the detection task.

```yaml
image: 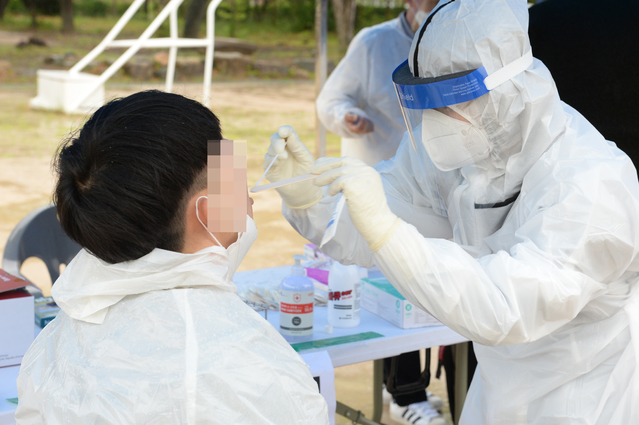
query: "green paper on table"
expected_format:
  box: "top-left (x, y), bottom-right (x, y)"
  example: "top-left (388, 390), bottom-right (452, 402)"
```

top-left (291, 331), bottom-right (384, 352)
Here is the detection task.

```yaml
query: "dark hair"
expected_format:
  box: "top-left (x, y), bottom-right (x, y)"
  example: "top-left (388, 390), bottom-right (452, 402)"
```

top-left (54, 90), bottom-right (222, 264)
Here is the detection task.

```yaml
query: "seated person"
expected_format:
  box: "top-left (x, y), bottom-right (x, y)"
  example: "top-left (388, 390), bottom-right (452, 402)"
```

top-left (15, 90), bottom-right (329, 424)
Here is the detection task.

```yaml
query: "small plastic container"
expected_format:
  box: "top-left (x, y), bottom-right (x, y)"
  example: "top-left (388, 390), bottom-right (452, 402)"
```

top-left (327, 261), bottom-right (361, 328)
top-left (279, 255), bottom-right (314, 341)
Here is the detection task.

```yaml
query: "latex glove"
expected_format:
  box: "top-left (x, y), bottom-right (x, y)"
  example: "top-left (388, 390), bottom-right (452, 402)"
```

top-left (312, 157), bottom-right (401, 251)
top-left (344, 113), bottom-right (374, 134)
top-left (264, 125), bottom-right (322, 209)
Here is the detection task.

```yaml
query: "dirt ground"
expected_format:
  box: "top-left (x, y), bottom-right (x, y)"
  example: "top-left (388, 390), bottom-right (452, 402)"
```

top-left (0, 81), bottom-right (453, 424)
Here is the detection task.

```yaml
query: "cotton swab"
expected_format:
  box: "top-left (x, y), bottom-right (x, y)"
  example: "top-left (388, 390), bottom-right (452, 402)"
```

top-left (254, 153), bottom-right (279, 189)
top-left (250, 173), bottom-right (318, 193)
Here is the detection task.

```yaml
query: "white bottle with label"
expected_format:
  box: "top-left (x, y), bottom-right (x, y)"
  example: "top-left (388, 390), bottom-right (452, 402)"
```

top-left (327, 261), bottom-right (361, 328)
top-left (279, 255), bottom-right (314, 341)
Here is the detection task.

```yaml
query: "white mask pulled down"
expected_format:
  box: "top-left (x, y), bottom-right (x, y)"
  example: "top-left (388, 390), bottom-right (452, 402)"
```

top-left (421, 108), bottom-right (491, 171)
top-left (195, 196), bottom-right (258, 275)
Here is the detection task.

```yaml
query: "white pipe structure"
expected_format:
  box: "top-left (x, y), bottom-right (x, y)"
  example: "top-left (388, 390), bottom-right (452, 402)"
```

top-left (166, 8), bottom-right (179, 93)
top-left (66, 0), bottom-right (223, 113)
top-left (203, 0), bottom-right (223, 106)
top-left (68, 0), bottom-right (147, 75)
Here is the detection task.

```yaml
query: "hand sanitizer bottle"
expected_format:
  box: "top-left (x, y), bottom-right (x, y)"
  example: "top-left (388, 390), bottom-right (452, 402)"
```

top-left (279, 255), bottom-right (314, 341)
top-left (327, 261), bottom-right (361, 328)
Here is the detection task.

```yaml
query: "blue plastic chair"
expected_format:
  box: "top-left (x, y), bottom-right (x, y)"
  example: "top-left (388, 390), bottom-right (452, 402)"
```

top-left (2, 205), bottom-right (81, 295)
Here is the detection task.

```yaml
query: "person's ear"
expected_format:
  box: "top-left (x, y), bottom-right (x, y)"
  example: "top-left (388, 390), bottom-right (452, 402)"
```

top-left (181, 190), bottom-right (214, 254)
top-left (198, 195), bottom-right (208, 227)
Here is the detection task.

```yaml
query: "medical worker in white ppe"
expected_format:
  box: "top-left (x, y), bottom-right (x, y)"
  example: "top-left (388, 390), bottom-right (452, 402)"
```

top-left (316, 0), bottom-right (438, 166)
top-left (263, 0), bottom-right (639, 423)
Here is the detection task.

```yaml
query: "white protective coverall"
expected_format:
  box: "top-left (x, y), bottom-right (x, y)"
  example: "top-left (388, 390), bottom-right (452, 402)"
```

top-left (316, 13), bottom-right (413, 165)
top-left (283, 0), bottom-right (639, 423)
top-left (15, 248), bottom-right (329, 424)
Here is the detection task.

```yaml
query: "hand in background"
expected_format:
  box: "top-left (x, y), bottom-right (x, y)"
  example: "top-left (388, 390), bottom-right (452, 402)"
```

top-left (345, 113), bottom-right (374, 134)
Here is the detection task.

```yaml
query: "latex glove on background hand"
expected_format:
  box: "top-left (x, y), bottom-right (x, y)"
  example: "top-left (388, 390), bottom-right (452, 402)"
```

top-left (264, 125), bottom-right (322, 209)
top-left (344, 113), bottom-right (375, 134)
top-left (312, 157), bottom-right (401, 251)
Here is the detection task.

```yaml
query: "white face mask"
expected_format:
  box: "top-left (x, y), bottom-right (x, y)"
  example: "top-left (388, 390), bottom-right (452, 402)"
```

top-left (195, 196), bottom-right (258, 275)
top-left (226, 216), bottom-right (258, 275)
top-left (421, 109), bottom-right (491, 171)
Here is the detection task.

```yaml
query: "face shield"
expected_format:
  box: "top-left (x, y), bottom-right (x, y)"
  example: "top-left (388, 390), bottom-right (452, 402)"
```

top-left (393, 0), bottom-right (533, 172)
top-left (393, 51), bottom-right (532, 173)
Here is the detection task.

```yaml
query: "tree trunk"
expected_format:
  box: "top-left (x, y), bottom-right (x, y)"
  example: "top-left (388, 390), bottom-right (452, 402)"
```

top-left (28, 0), bottom-right (38, 28)
top-left (229, 0), bottom-right (236, 38)
top-left (183, 0), bottom-right (209, 38)
top-left (331, 0), bottom-right (356, 49)
top-left (0, 0), bottom-right (10, 20)
top-left (60, 0), bottom-right (74, 33)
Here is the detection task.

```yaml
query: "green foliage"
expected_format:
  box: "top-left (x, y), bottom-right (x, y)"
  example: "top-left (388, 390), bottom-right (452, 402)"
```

top-left (6, 0), bottom-right (27, 14)
top-left (76, 0), bottom-right (109, 16)
top-left (213, 0), bottom-right (399, 35)
top-left (215, 0), bottom-right (249, 36)
top-left (117, 1), bottom-right (133, 15)
top-left (20, 0), bottom-right (59, 16)
top-left (356, 5), bottom-right (405, 31)
top-left (286, 0), bottom-right (316, 32)
top-left (216, 0), bottom-right (248, 21)
top-left (214, 0), bottom-right (336, 33)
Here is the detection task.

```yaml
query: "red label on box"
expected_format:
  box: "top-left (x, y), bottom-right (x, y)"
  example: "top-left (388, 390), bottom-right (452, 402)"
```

top-left (0, 288), bottom-right (31, 301)
top-left (0, 269), bottom-right (28, 294)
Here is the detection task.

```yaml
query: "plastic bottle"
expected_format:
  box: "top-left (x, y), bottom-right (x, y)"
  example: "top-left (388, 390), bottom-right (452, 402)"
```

top-left (327, 261), bottom-right (361, 328)
top-left (279, 255), bottom-right (314, 341)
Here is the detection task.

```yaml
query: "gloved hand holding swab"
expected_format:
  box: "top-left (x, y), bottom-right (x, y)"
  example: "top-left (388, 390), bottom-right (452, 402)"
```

top-left (258, 125), bottom-right (322, 209)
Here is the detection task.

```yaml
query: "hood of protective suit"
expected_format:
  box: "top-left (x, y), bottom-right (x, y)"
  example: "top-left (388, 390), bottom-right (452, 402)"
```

top-left (18, 245), bottom-right (329, 424)
top-left (409, 0), bottom-right (566, 205)
top-left (52, 246), bottom-right (236, 324)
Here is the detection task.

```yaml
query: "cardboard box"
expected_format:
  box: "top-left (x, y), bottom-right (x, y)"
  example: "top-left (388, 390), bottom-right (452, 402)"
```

top-left (0, 269), bottom-right (35, 367)
top-left (361, 277), bottom-right (441, 329)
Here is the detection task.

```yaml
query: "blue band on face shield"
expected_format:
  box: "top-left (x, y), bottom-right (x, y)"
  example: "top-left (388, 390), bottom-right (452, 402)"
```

top-left (393, 60), bottom-right (489, 110)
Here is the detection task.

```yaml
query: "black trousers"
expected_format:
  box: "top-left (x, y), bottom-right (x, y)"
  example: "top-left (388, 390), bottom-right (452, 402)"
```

top-left (437, 343), bottom-right (477, 418)
top-left (383, 350), bottom-right (428, 406)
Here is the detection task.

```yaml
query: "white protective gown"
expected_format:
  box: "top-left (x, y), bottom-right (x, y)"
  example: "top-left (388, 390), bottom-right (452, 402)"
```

top-left (285, 0), bottom-right (639, 423)
top-left (316, 13), bottom-right (413, 166)
top-left (15, 248), bottom-right (329, 425)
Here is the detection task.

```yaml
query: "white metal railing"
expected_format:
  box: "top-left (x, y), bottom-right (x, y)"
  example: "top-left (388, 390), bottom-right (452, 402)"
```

top-left (66, 0), bottom-right (223, 112)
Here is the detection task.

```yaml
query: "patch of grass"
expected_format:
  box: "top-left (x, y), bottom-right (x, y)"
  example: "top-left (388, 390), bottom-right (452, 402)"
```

top-left (0, 90), bottom-right (83, 158)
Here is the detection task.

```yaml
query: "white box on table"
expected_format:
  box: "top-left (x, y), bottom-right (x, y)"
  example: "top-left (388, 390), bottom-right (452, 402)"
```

top-left (0, 269), bottom-right (35, 367)
top-left (361, 277), bottom-right (440, 329)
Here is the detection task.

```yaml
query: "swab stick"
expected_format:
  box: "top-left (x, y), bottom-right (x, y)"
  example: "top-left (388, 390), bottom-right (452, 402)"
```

top-left (254, 153), bottom-right (279, 188)
top-left (250, 173), bottom-right (318, 193)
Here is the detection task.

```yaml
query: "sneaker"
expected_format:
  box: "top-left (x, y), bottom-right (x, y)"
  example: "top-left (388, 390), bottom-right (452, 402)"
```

top-left (390, 400), bottom-right (446, 425)
top-left (383, 385), bottom-right (392, 405)
top-left (426, 391), bottom-right (444, 412)
top-left (383, 386), bottom-right (444, 412)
